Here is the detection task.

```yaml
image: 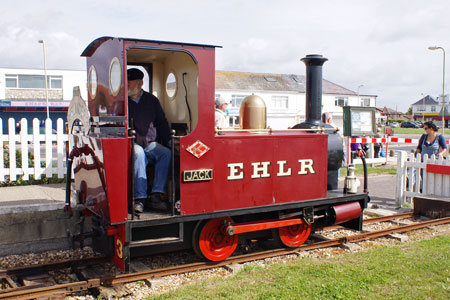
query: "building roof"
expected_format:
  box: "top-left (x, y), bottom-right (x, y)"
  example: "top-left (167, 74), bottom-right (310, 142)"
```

top-left (215, 71), bottom-right (359, 95)
top-left (411, 95), bottom-right (438, 105)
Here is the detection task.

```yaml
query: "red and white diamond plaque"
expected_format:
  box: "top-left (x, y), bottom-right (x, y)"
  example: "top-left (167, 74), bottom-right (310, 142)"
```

top-left (186, 140), bottom-right (210, 158)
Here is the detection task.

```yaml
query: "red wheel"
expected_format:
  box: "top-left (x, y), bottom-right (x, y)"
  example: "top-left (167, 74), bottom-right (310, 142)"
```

top-left (192, 220), bottom-right (205, 258)
top-left (197, 217), bottom-right (238, 261)
top-left (272, 218), bottom-right (311, 247)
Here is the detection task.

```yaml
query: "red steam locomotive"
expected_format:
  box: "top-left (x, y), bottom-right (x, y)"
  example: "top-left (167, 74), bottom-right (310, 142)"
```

top-left (66, 36), bottom-right (369, 272)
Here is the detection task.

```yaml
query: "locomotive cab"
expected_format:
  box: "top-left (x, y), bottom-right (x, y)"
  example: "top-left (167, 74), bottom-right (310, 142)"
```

top-left (126, 47), bottom-right (200, 135)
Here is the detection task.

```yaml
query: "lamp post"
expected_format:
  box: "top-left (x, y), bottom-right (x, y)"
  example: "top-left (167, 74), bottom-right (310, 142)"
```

top-left (38, 39), bottom-right (49, 120)
top-left (421, 93), bottom-right (425, 123)
top-left (428, 46), bottom-right (446, 134)
top-left (357, 84), bottom-right (364, 106)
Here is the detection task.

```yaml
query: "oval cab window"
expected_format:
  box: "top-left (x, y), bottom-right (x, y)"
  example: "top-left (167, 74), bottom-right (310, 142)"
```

top-left (166, 73), bottom-right (177, 99)
top-left (109, 57), bottom-right (122, 96)
top-left (88, 65), bottom-right (97, 99)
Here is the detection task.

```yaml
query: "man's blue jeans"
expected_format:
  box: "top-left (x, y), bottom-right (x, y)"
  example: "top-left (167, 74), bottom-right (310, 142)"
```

top-left (133, 142), bottom-right (171, 199)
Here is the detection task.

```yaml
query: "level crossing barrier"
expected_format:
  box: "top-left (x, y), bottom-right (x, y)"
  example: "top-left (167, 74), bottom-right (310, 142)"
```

top-left (396, 151), bottom-right (450, 207)
top-left (346, 136), bottom-right (450, 165)
top-left (0, 118), bottom-right (68, 182)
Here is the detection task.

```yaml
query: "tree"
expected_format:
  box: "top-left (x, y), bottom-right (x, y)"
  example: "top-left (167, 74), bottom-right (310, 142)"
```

top-left (406, 106), bottom-right (412, 115)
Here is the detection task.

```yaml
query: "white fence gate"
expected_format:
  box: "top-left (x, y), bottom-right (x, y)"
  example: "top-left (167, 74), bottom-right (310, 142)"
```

top-left (0, 118), bottom-right (68, 182)
top-left (396, 150), bottom-right (450, 206)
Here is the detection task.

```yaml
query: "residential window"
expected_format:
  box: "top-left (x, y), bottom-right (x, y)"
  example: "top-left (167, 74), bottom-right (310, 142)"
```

top-left (5, 74), bottom-right (17, 88)
top-left (5, 74), bottom-right (62, 89)
top-left (231, 94), bottom-right (249, 107)
top-left (335, 96), bottom-right (348, 107)
top-left (49, 76), bottom-right (62, 89)
top-left (431, 106), bottom-right (436, 112)
top-left (360, 98), bottom-right (371, 106)
top-left (272, 95), bottom-right (289, 109)
top-left (416, 106), bottom-right (425, 112)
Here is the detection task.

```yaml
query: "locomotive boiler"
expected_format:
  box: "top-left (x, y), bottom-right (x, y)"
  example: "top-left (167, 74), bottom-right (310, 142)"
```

top-left (66, 36), bottom-right (369, 272)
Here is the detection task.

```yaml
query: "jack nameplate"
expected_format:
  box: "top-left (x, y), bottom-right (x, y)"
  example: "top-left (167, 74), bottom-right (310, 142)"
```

top-left (183, 169), bottom-right (213, 182)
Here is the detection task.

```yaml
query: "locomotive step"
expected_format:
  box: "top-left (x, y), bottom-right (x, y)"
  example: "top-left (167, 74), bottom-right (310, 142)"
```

top-left (128, 237), bottom-right (182, 248)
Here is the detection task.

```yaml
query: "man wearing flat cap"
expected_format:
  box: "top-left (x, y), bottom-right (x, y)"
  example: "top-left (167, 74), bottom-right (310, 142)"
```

top-left (127, 68), bottom-right (171, 213)
top-left (215, 96), bottom-right (229, 128)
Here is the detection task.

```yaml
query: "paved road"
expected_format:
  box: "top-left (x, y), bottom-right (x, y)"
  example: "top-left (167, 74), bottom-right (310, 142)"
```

top-left (339, 174), bottom-right (397, 208)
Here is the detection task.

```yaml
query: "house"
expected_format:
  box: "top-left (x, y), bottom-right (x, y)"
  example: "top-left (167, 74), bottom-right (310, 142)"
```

top-left (411, 95), bottom-right (450, 126)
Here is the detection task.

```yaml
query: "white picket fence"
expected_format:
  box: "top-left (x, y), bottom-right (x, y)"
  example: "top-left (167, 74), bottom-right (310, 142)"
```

top-left (0, 118), bottom-right (68, 182)
top-left (396, 150), bottom-right (450, 206)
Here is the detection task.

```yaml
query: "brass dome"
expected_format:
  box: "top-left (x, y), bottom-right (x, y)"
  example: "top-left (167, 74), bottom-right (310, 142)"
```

top-left (239, 94), bottom-right (267, 129)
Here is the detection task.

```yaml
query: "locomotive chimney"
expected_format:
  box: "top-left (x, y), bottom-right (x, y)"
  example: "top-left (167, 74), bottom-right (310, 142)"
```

top-left (301, 54), bottom-right (328, 128)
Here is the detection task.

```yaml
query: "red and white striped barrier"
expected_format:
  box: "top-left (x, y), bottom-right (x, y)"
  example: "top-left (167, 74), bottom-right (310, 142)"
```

top-left (349, 137), bottom-right (450, 145)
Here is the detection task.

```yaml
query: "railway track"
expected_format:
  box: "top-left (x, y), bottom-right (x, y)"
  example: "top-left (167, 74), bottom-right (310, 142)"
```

top-left (1, 212), bottom-right (448, 300)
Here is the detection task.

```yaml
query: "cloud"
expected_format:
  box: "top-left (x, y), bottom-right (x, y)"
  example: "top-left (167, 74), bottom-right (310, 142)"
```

top-left (1, 0), bottom-right (450, 112)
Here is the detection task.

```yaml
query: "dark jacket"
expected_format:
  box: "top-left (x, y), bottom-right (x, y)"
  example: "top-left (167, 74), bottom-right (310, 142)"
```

top-left (128, 91), bottom-right (170, 148)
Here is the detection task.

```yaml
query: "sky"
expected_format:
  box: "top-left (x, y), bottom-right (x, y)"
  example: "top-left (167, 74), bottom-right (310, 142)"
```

top-left (1, 0), bottom-right (450, 112)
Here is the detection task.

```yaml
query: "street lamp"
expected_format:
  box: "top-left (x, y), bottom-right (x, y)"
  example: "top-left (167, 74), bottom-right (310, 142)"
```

top-left (421, 93), bottom-right (425, 123)
top-left (428, 46), bottom-right (446, 134)
top-left (357, 84), bottom-right (364, 106)
top-left (38, 39), bottom-right (49, 120)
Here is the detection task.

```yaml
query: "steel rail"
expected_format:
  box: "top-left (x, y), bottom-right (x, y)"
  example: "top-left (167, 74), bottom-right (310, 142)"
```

top-left (2, 214), bottom-right (448, 300)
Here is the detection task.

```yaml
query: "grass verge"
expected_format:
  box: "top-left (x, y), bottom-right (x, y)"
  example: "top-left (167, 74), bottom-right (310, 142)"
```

top-left (385, 127), bottom-right (450, 135)
top-left (149, 235), bottom-right (450, 300)
top-left (340, 164), bottom-right (397, 177)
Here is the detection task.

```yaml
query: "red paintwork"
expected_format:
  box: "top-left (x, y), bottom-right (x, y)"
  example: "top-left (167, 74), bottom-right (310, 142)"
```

top-left (102, 138), bottom-right (129, 223)
top-left (111, 224), bottom-right (127, 271)
top-left (333, 201), bottom-right (362, 224)
top-left (180, 131), bottom-right (327, 214)
top-left (226, 217), bottom-right (305, 235)
top-left (427, 163), bottom-right (450, 175)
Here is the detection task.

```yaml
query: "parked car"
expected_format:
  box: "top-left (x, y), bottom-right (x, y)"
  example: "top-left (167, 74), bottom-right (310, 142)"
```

top-left (390, 122), bottom-right (400, 128)
top-left (401, 121), bottom-right (420, 128)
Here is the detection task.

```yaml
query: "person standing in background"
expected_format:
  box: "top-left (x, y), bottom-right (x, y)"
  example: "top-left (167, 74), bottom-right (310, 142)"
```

top-left (215, 96), bottom-right (229, 128)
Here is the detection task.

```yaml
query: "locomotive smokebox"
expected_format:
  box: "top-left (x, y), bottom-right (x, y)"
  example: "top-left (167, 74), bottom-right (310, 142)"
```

top-left (293, 54), bottom-right (344, 190)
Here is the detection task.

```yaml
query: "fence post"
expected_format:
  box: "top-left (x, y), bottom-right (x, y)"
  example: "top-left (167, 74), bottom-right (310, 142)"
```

top-left (427, 154), bottom-right (435, 195)
top-left (395, 150), bottom-right (406, 207)
top-left (434, 155), bottom-right (444, 196)
top-left (33, 118), bottom-right (42, 180)
top-left (8, 118), bottom-right (17, 181)
top-left (421, 153), bottom-right (427, 195)
top-left (57, 119), bottom-right (65, 178)
top-left (20, 118), bottom-right (29, 180)
top-left (45, 118), bottom-right (52, 178)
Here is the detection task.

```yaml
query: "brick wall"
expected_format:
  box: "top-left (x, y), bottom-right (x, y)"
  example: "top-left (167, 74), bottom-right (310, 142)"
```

top-left (5, 89), bottom-right (63, 100)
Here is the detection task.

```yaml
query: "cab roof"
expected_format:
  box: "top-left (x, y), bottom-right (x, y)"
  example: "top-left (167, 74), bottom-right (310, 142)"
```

top-left (81, 36), bottom-right (221, 57)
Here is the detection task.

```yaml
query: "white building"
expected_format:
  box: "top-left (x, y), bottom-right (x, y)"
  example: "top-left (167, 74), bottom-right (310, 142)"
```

top-left (215, 71), bottom-right (377, 130)
top-left (0, 68), bottom-right (86, 102)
